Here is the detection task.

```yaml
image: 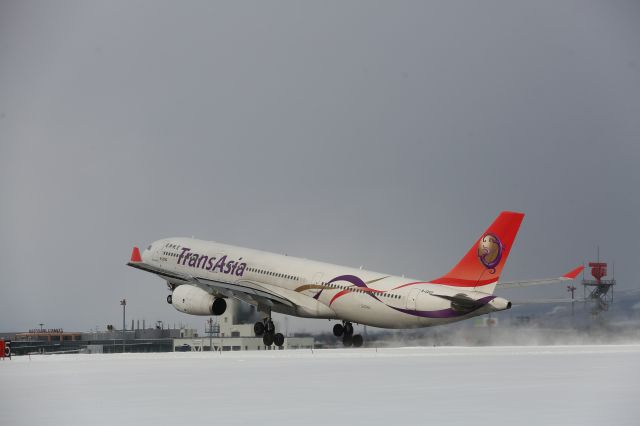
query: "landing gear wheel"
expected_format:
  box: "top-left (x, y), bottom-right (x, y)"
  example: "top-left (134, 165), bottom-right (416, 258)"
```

top-left (258, 309), bottom-right (278, 347)
top-left (274, 333), bottom-right (285, 347)
top-left (342, 334), bottom-right (353, 347)
top-left (333, 324), bottom-right (344, 337)
top-left (254, 321), bottom-right (265, 336)
top-left (263, 332), bottom-right (274, 346)
top-left (166, 294), bottom-right (172, 304)
top-left (352, 334), bottom-right (363, 348)
top-left (344, 322), bottom-right (354, 336)
top-left (266, 320), bottom-right (275, 334)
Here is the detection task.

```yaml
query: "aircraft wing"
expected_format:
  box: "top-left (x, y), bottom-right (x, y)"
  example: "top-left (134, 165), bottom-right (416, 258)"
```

top-left (194, 276), bottom-right (295, 308)
top-left (498, 266), bottom-right (583, 289)
top-left (127, 260), bottom-right (295, 309)
top-left (127, 261), bottom-right (195, 283)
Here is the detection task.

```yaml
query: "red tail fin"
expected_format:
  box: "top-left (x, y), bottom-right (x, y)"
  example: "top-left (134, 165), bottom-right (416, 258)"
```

top-left (431, 211), bottom-right (524, 292)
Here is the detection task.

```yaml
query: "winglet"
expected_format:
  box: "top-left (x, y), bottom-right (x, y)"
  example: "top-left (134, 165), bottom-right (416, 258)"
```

top-left (130, 246), bottom-right (142, 263)
top-left (562, 265), bottom-right (584, 280)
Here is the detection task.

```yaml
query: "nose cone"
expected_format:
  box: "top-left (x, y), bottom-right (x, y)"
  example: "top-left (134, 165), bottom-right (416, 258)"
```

top-left (489, 297), bottom-right (512, 312)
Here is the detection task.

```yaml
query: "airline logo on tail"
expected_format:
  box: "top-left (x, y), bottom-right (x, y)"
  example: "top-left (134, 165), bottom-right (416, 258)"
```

top-left (478, 233), bottom-right (503, 273)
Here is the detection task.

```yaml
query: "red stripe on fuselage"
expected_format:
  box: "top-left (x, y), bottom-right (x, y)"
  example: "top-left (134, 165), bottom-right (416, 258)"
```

top-left (329, 287), bottom-right (385, 306)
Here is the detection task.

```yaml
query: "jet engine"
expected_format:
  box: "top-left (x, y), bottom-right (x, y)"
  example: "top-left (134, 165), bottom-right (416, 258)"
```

top-left (171, 285), bottom-right (227, 316)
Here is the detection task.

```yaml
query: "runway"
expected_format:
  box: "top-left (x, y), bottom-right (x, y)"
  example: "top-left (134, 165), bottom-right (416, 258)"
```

top-left (2, 345), bottom-right (638, 425)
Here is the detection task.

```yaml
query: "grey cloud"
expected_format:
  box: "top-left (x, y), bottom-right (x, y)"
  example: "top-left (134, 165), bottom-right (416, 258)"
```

top-left (1, 1), bottom-right (639, 333)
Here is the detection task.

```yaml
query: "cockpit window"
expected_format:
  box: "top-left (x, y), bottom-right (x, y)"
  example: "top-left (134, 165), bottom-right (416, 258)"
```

top-left (147, 245), bottom-right (152, 250)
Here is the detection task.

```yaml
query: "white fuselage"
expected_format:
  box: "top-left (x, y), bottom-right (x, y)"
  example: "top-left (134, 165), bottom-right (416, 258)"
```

top-left (143, 238), bottom-right (509, 329)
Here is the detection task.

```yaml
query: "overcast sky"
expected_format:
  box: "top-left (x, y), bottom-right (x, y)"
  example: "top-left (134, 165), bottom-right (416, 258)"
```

top-left (1, 1), bottom-right (639, 333)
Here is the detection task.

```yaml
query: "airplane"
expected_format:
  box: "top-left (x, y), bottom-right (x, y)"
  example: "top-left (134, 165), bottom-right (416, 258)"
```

top-left (127, 211), bottom-right (583, 348)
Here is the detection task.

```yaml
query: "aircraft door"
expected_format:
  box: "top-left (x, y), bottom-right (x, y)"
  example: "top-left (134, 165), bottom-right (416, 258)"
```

top-left (406, 288), bottom-right (421, 312)
top-left (152, 242), bottom-right (162, 262)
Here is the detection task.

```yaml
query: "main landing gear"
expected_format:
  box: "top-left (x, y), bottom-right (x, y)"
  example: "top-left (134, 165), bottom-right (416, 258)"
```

top-left (254, 313), bottom-right (285, 348)
top-left (333, 321), bottom-right (363, 348)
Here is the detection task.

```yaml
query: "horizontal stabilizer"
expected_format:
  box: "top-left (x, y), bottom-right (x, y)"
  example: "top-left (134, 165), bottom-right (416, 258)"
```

top-left (499, 265), bottom-right (584, 289)
top-left (562, 266), bottom-right (584, 280)
top-left (432, 293), bottom-right (486, 310)
top-left (511, 298), bottom-right (586, 305)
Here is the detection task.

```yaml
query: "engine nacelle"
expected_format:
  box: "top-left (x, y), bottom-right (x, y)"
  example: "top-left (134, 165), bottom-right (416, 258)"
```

top-left (172, 285), bottom-right (226, 316)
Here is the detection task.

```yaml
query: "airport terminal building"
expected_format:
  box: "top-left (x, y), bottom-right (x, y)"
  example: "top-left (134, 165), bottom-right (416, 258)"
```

top-left (5, 300), bottom-right (314, 355)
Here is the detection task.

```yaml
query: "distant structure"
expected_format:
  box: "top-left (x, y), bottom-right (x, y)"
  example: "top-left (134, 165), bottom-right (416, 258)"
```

top-left (173, 299), bottom-right (315, 351)
top-left (6, 299), bottom-right (315, 355)
top-left (582, 249), bottom-right (615, 314)
top-left (10, 325), bottom-right (195, 355)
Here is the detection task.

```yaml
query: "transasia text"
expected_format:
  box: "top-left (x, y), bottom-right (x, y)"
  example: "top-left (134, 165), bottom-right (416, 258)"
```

top-left (178, 248), bottom-right (246, 276)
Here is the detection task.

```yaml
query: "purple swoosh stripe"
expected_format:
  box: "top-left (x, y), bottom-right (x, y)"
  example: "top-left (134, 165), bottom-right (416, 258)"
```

top-left (391, 295), bottom-right (496, 319)
top-left (313, 275), bottom-right (366, 301)
top-left (328, 275), bottom-right (368, 288)
top-left (328, 275), bottom-right (382, 302)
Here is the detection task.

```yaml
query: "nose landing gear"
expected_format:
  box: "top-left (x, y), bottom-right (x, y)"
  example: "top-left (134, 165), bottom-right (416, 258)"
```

top-left (333, 321), bottom-right (363, 347)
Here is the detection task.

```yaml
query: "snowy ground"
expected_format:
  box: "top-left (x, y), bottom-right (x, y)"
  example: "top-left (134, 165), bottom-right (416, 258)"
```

top-left (1, 345), bottom-right (639, 426)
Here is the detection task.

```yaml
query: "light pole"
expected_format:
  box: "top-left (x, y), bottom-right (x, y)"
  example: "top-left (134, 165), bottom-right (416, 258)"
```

top-left (207, 318), bottom-right (214, 351)
top-left (567, 285), bottom-right (576, 318)
top-left (120, 299), bottom-right (126, 353)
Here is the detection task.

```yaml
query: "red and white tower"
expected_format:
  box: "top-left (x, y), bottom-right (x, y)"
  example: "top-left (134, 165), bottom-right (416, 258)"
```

top-left (582, 248), bottom-right (615, 313)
